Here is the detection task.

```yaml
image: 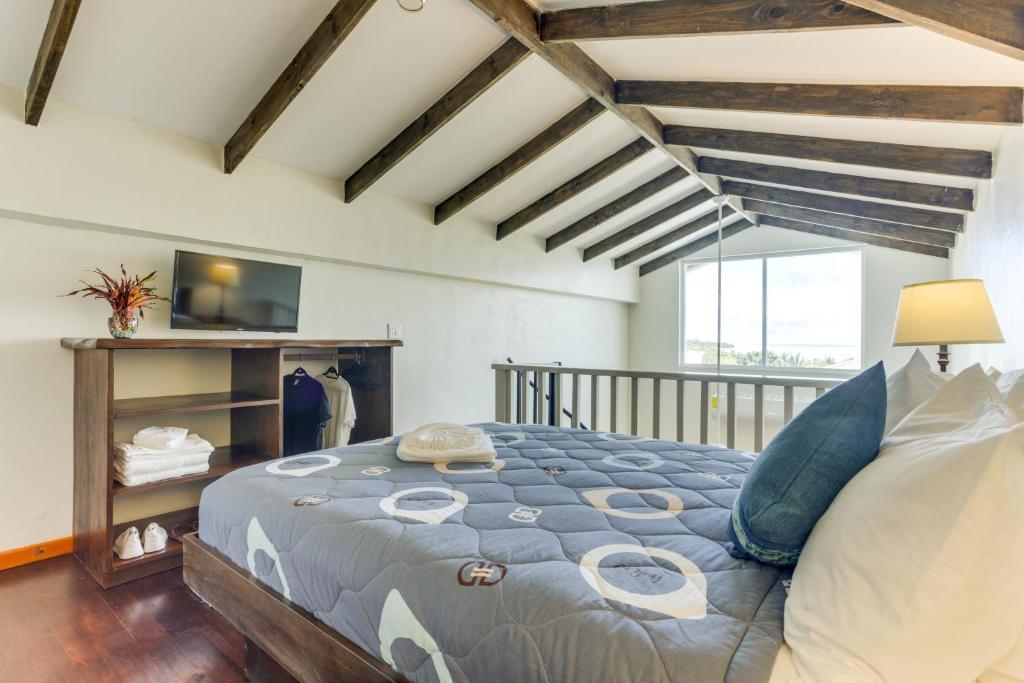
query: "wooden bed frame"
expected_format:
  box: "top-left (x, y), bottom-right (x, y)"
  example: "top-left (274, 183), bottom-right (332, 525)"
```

top-left (182, 534), bottom-right (411, 683)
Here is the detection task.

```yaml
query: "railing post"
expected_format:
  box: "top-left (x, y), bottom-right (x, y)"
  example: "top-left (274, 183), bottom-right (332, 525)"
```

top-left (754, 384), bottom-right (765, 452)
top-left (534, 371), bottom-right (544, 424)
top-left (652, 378), bottom-right (661, 439)
top-left (548, 372), bottom-right (556, 425)
top-left (494, 368), bottom-right (509, 422)
top-left (551, 372), bottom-right (562, 427)
top-left (590, 374), bottom-right (599, 432)
top-left (699, 381), bottom-right (710, 444)
top-left (518, 371), bottom-right (528, 424)
top-left (610, 376), bottom-right (618, 433)
top-left (571, 374), bottom-right (580, 428)
top-left (676, 379), bottom-right (685, 442)
top-left (784, 385), bottom-right (795, 425)
top-left (630, 376), bottom-right (639, 435)
top-left (726, 382), bottom-right (737, 449)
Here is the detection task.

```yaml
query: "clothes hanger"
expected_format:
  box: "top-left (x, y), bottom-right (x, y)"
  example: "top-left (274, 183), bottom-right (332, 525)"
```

top-left (342, 363), bottom-right (374, 391)
top-left (324, 364), bottom-right (340, 380)
top-left (292, 366), bottom-right (307, 377)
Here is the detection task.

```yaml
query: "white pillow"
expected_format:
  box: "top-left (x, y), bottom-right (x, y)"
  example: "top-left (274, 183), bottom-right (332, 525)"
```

top-left (984, 628), bottom-right (1024, 682)
top-left (786, 365), bottom-right (1024, 683)
top-left (884, 348), bottom-right (949, 433)
top-left (997, 369), bottom-right (1024, 419)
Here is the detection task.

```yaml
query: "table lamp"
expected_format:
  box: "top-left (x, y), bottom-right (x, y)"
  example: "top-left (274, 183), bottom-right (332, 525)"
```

top-left (892, 279), bottom-right (1004, 372)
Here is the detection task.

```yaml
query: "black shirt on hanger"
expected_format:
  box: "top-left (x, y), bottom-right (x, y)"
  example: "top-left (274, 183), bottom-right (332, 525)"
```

top-left (283, 370), bottom-right (332, 456)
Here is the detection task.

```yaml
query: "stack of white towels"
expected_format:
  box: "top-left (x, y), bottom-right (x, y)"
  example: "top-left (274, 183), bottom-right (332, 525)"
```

top-left (396, 423), bottom-right (496, 464)
top-left (114, 426), bottom-right (214, 487)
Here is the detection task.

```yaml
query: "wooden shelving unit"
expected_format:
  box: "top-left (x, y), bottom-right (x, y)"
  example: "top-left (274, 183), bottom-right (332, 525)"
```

top-left (63, 337), bottom-right (400, 588)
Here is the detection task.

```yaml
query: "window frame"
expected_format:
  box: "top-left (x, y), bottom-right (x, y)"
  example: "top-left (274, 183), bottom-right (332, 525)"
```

top-left (678, 245), bottom-right (865, 379)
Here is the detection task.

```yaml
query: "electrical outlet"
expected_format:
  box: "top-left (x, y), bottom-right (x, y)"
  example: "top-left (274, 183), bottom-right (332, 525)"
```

top-left (387, 323), bottom-right (403, 340)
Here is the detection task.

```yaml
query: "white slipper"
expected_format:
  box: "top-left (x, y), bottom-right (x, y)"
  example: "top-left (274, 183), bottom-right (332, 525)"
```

top-left (114, 527), bottom-right (144, 560)
top-left (143, 523), bottom-right (168, 554)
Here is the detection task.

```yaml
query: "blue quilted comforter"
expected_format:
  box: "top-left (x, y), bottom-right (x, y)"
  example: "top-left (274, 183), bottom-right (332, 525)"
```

top-left (199, 424), bottom-right (786, 682)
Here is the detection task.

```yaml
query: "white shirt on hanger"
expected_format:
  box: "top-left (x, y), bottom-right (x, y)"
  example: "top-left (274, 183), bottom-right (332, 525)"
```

top-left (317, 374), bottom-right (357, 448)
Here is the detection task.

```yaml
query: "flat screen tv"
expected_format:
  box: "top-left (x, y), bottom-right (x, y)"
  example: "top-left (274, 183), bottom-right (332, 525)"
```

top-left (170, 250), bottom-right (301, 332)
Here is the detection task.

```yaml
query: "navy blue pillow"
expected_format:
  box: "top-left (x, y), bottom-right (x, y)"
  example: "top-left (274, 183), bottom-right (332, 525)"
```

top-left (729, 362), bottom-right (886, 566)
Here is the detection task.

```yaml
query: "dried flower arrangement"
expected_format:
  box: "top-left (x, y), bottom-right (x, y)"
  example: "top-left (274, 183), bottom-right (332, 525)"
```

top-left (66, 265), bottom-right (168, 338)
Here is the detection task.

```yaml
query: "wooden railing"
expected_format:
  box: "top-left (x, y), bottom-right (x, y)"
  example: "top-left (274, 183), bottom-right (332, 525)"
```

top-left (493, 363), bottom-right (844, 451)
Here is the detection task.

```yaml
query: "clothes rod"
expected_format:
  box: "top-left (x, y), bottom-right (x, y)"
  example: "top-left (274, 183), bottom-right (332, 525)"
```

top-left (283, 352), bottom-right (362, 362)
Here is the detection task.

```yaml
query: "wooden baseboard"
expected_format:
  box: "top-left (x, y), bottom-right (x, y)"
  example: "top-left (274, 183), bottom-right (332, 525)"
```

top-left (0, 536), bottom-right (74, 571)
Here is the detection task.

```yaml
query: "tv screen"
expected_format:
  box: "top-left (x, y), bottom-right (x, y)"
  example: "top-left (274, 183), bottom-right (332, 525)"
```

top-left (170, 251), bottom-right (301, 332)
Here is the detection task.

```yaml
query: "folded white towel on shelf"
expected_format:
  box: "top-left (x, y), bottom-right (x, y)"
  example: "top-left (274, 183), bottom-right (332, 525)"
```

top-left (132, 426), bottom-right (189, 450)
top-left (114, 462), bottom-right (211, 487)
top-left (114, 450), bottom-right (213, 477)
top-left (114, 433), bottom-right (214, 461)
top-left (397, 423), bottom-right (496, 464)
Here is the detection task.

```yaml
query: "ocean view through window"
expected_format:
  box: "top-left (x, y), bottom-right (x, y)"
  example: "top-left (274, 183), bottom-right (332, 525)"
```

top-left (683, 249), bottom-right (863, 372)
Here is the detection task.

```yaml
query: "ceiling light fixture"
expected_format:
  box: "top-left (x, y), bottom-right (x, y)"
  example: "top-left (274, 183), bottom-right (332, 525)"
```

top-left (397, 0), bottom-right (425, 11)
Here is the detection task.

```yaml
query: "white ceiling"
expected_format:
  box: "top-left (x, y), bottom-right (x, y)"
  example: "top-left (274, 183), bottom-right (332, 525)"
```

top-left (1, 0), bottom-right (1018, 265)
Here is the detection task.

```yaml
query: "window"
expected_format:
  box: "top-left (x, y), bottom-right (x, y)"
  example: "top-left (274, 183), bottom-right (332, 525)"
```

top-left (682, 249), bottom-right (862, 372)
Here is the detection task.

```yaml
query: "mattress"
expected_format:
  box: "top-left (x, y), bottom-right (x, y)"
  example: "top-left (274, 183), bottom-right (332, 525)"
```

top-left (199, 423), bottom-right (788, 682)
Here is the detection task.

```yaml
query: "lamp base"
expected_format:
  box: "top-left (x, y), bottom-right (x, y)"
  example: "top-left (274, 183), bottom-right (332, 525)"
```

top-left (937, 344), bottom-right (950, 373)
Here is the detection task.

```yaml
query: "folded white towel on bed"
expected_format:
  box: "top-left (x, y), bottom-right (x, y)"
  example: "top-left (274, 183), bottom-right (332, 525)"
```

top-left (114, 450), bottom-right (213, 477)
top-left (132, 426), bottom-right (189, 450)
top-left (115, 433), bottom-right (214, 461)
top-left (397, 423), bottom-right (496, 463)
top-left (114, 462), bottom-right (211, 487)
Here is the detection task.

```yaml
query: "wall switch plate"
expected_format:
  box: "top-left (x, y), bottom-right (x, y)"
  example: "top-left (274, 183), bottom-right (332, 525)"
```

top-left (387, 323), bottom-right (403, 340)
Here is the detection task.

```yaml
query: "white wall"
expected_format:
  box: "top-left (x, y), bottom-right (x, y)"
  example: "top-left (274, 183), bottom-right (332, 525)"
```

top-left (0, 84), bottom-right (633, 552)
top-left (0, 216), bottom-right (628, 550)
top-left (952, 127), bottom-right (1024, 371)
top-left (0, 83), bottom-right (637, 304)
top-left (626, 226), bottom-right (950, 449)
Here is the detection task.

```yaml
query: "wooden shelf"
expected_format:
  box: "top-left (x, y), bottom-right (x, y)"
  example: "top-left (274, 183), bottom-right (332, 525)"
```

top-left (66, 338), bottom-right (395, 588)
top-left (111, 536), bottom-right (183, 572)
top-left (110, 506), bottom-right (197, 574)
top-left (113, 391), bottom-right (278, 418)
top-left (62, 338), bottom-right (403, 350)
top-left (112, 445), bottom-right (273, 496)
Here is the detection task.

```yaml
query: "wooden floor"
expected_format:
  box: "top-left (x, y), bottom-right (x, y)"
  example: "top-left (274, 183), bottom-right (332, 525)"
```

top-left (0, 555), bottom-right (246, 682)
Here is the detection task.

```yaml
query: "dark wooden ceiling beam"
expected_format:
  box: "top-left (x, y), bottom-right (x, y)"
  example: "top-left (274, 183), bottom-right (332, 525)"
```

top-left (639, 221), bottom-right (753, 276)
top-left (616, 206), bottom-right (734, 269)
top-left (462, 0), bottom-right (756, 227)
top-left (434, 98), bottom-right (605, 224)
top-left (345, 38), bottom-right (529, 202)
top-left (24, 0), bottom-right (82, 126)
top-left (616, 81), bottom-right (1023, 124)
top-left (721, 179), bottom-right (963, 232)
top-left (224, 0), bottom-right (379, 174)
top-left (665, 125), bottom-right (992, 178)
top-left (760, 214), bottom-right (949, 258)
top-left (845, 1), bottom-right (1024, 60)
top-left (546, 167), bottom-right (688, 251)
top-left (539, 0), bottom-right (896, 42)
top-left (743, 199), bottom-right (955, 247)
top-left (497, 138), bottom-right (653, 240)
top-left (583, 188), bottom-right (713, 261)
top-left (698, 156), bottom-right (975, 211)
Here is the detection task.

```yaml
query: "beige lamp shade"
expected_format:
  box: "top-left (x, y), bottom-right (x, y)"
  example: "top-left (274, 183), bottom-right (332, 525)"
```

top-left (892, 279), bottom-right (1004, 346)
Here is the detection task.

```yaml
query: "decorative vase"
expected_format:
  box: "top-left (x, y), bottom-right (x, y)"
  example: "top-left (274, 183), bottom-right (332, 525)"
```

top-left (108, 311), bottom-right (139, 339)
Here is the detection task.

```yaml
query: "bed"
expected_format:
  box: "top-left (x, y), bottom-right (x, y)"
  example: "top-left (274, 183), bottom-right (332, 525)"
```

top-left (186, 423), bottom-right (790, 682)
